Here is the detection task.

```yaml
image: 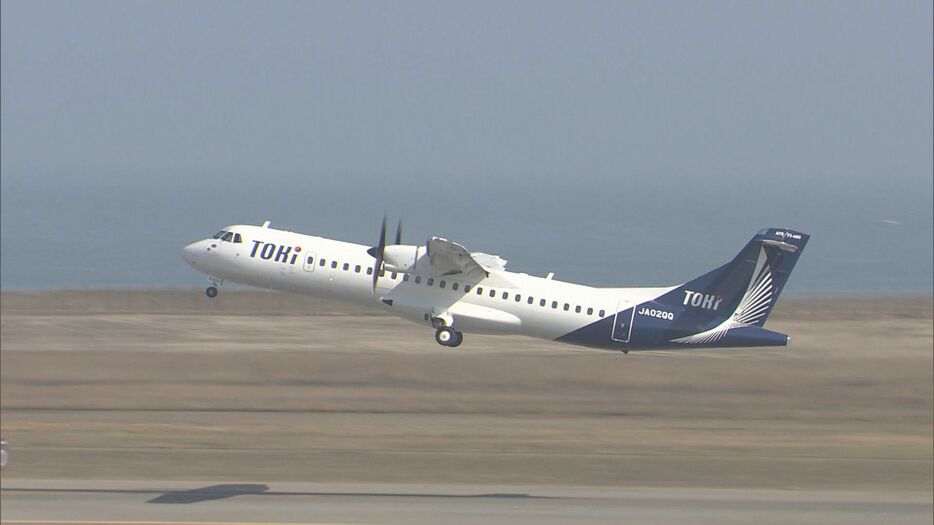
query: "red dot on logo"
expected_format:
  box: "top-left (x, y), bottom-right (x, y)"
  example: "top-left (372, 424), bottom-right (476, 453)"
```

top-left (295, 246), bottom-right (302, 252)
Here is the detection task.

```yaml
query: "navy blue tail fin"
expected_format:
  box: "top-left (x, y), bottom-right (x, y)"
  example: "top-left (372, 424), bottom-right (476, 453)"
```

top-left (656, 228), bottom-right (809, 328)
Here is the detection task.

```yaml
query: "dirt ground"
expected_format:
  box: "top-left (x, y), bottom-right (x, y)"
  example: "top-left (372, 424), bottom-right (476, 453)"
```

top-left (1, 290), bottom-right (931, 491)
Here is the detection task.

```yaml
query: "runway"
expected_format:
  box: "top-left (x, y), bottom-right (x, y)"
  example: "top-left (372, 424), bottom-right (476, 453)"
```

top-left (3, 480), bottom-right (931, 525)
top-left (1, 291), bottom-right (931, 523)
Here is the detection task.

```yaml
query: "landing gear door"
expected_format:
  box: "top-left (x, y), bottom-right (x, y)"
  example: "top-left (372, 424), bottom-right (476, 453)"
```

top-left (611, 302), bottom-right (635, 343)
top-left (302, 252), bottom-right (317, 272)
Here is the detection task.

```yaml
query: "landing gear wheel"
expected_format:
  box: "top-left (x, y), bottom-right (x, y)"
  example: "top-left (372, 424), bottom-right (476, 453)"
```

top-left (435, 327), bottom-right (463, 348)
top-left (205, 286), bottom-right (218, 298)
top-left (435, 327), bottom-right (454, 345)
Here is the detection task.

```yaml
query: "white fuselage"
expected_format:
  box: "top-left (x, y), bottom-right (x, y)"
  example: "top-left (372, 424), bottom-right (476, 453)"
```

top-left (182, 224), bottom-right (672, 344)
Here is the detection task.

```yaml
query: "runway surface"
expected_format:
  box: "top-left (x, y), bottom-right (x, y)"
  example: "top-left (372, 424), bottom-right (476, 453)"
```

top-left (3, 480), bottom-right (931, 525)
top-left (1, 291), bottom-right (932, 523)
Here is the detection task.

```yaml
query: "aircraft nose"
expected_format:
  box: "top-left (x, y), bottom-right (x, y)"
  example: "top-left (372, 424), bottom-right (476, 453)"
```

top-left (182, 241), bottom-right (202, 265)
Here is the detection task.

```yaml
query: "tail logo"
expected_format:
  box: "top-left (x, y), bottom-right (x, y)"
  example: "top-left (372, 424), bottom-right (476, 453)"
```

top-left (672, 247), bottom-right (775, 345)
top-left (682, 291), bottom-right (723, 311)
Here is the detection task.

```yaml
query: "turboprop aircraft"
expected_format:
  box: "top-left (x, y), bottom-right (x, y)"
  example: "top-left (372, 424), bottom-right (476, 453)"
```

top-left (182, 219), bottom-right (809, 352)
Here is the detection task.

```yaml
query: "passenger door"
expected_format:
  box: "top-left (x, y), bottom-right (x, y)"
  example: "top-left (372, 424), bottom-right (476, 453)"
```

top-left (611, 302), bottom-right (634, 343)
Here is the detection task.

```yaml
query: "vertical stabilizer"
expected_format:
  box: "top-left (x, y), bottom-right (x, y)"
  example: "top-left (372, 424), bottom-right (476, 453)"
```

top-left (656, 228), bottom-right (809, 335)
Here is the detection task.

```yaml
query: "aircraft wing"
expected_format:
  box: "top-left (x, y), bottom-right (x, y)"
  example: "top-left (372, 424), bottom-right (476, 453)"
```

top-left (426, 237), bottom-right (508, 279)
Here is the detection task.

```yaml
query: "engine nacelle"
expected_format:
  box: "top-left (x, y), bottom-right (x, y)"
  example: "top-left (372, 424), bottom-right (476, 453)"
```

top-left (382, 245), bottom-right (420, 273)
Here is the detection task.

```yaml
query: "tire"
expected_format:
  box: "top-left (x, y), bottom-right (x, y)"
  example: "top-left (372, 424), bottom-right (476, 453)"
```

top-left (206, 286), bottom-right (218, 298)
top-left (434, 327), bottom-right (455, 346)
top-left (450, 331), bottom-right (464, 347)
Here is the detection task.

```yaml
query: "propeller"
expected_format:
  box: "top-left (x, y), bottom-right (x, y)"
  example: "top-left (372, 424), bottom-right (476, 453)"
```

top-left (367, 216), bottom-right (404, 292)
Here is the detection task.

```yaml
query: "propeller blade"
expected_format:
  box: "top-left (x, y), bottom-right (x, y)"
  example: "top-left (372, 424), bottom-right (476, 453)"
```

top-left (379, 214), bottom-right (387, 248)
top-left (394, 220), bottom-right (402, 245)
top-left (371, 215), bottom-right (387, 291)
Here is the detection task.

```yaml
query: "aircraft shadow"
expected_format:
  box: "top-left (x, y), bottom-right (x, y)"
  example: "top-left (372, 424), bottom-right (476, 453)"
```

top-left (148, 483), bottom-right (270, 503)
top-left (147, 484), bottom-right (548, 503)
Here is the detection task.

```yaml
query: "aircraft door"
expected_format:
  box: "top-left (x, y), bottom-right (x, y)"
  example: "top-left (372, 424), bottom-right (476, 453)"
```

top-left (611, 301), bottom-right (635, 343)
top-left (302, 252), bottom-right (317, 272)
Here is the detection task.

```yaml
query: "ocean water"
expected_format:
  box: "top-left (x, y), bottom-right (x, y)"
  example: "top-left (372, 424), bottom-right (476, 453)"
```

top-left (1, 180), bottom-right (931, 298)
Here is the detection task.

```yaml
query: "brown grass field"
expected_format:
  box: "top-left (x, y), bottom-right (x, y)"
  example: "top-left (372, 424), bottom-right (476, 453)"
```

top-left (1, 290), bottom-right (931, 491)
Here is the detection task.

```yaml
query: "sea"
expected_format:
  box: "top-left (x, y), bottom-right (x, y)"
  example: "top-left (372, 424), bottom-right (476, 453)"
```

top-left (1, 180), bottom-right (931, 298)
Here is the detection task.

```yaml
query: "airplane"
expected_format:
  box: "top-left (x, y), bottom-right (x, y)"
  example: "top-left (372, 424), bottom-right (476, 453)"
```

top-left (182, 220), bottom-right (809, 352)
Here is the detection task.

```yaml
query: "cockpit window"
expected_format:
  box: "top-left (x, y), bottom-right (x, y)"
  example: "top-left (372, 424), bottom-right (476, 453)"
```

top-left (213, 230), bottom-right (227, 239)
top-left (233, 233), bottom-right (242, 243)
top-left (221, 232), bottom-right (234, 242)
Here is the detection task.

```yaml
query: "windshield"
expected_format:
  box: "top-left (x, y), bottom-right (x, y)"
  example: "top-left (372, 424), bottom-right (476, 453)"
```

top-left (211, 230), bottom-right (242, 243)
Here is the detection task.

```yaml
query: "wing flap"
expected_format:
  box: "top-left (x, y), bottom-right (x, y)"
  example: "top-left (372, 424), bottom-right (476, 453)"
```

top-left (426, 237), bottom-right (486, 276)
top-left (425, 237), bottom-right (516, 287)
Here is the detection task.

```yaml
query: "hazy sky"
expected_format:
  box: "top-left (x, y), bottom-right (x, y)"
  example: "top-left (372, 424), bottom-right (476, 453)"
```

top-left (1, 1), bottom-right (931, 293)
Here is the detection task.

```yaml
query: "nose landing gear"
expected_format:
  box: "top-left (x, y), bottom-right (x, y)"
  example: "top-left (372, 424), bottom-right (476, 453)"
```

top-left (205, 276), bottom-right (223, 298)
top-left (434, 326), bottom-right (464, 347)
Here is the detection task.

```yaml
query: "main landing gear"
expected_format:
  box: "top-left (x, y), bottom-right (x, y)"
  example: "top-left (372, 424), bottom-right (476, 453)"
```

top-left (430, 316), bottom-right (463, 348)
top-left (434, 326), bottom-right (464, 347)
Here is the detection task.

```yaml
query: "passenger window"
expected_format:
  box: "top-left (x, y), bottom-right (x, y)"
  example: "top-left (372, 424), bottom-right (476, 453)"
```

top-left (476, 287), bottom-right (483, 295)
top-left (452, 283), bottom-right (459, 291)
top-left (427, 278), bottom-right (434, 286)
top-left (587, 307), bottom-right (594, 315)
top-left (343, 263), bottom-right (350, 271)
top-left (527, 297), bottom-right (534, 305)
top-left (515, 294), bottom-right (521, 302)
top-left (307, 256), bottom-right (314, 265)
top-left (354, 265), bottom-right (361, 273)
top-left (331, 261), bottom-right (338, 269)
top-left (540, 299), bottom-right (546, 307)
top-left (502, 292), bottom-right (508, 300)
top-left (552, 301), bottom-right (558, 309)
top-left (403, 274), bottom-right (410, 282)
top-left (319, 258), bottom-right (326, 267)
top-left (575, 305), bottom-right (581, 313)
top-left (233, 233), bottom-right (242, 243)
top-left (599, 310), bottom-right (606, 317)
top-left (367, 267), bottom-right (373, 275)
top-left (221, 232), bottom-right (233, 242)
top-left (489, 289), bottom-right (496, 298)
top-left (439, 280), bottom-right (446, 288)
top-left (415, 275), bottom-right (422, 284)
top-left (379, 269), bottom-right (385, 277)
top-left (213, 231), bottom-right (226, 239)
top-left (464, 284), bottom-right (471, 293)
top-left (390, 272), bottom-right (397, 280)
top-left (563, 303), bottom-right (570, 311)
